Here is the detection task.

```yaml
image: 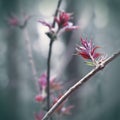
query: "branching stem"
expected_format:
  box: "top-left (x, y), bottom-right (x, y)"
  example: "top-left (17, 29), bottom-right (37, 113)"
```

top-left (46, 0), bottom-right (63, 111)
top-left (42, 50), bottom-right (120, 120)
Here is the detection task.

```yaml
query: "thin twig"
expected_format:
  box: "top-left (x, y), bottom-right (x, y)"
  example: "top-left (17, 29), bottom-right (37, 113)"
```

top-left (42, 50), bottom-right (120, 120)
top-left (52, 0), bottom-right (62, 27)
top-left (46, 39), bottom-right (54, 111)
top-left (46, 0), bottom-right (63, 111)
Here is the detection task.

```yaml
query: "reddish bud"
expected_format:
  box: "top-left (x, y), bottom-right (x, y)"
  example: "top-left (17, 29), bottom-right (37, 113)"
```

top-left (76, 37), bottom-right (101, 60)
top-left (35, 94), bottom-right (45, 102)
top-left (55, 11), bottom-right (79, 31)
top-left (38, 20), bottom-right (52, 30)
top-left (8, 16), bottom-right (19, 26)
top-left (34, 112), bottom-right (44, 120)
top-left (38, 73), bottom-right (47, 89)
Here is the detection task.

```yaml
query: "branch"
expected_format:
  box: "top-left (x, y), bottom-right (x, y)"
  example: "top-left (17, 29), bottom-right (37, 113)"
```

top-left (46, 0), bottom-right (63, 111)
top-left (42, 50), bottom-right (120, 120)
top-left (52, 0), bottom-right (62, 28)
top-left (23, 28), bottom-right (39, 91)
top-left (46, 39), bottom-right (54, 111)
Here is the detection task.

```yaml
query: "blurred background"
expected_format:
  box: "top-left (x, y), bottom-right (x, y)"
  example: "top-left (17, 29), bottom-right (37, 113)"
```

top-left (0, 0), bottom-right (120, 120)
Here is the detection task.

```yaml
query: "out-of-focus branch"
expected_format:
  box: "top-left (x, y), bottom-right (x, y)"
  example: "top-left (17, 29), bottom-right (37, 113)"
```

top-left (42, 50), bottom-right (120, 120)
top-left (7, 12), bottom-right (40, 92)
top-left (23, 28), bottom-right (39, 91)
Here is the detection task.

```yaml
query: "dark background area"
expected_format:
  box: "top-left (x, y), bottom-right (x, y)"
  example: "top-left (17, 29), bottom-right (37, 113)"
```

top-left (0, 0), bottom-right (120, 120)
